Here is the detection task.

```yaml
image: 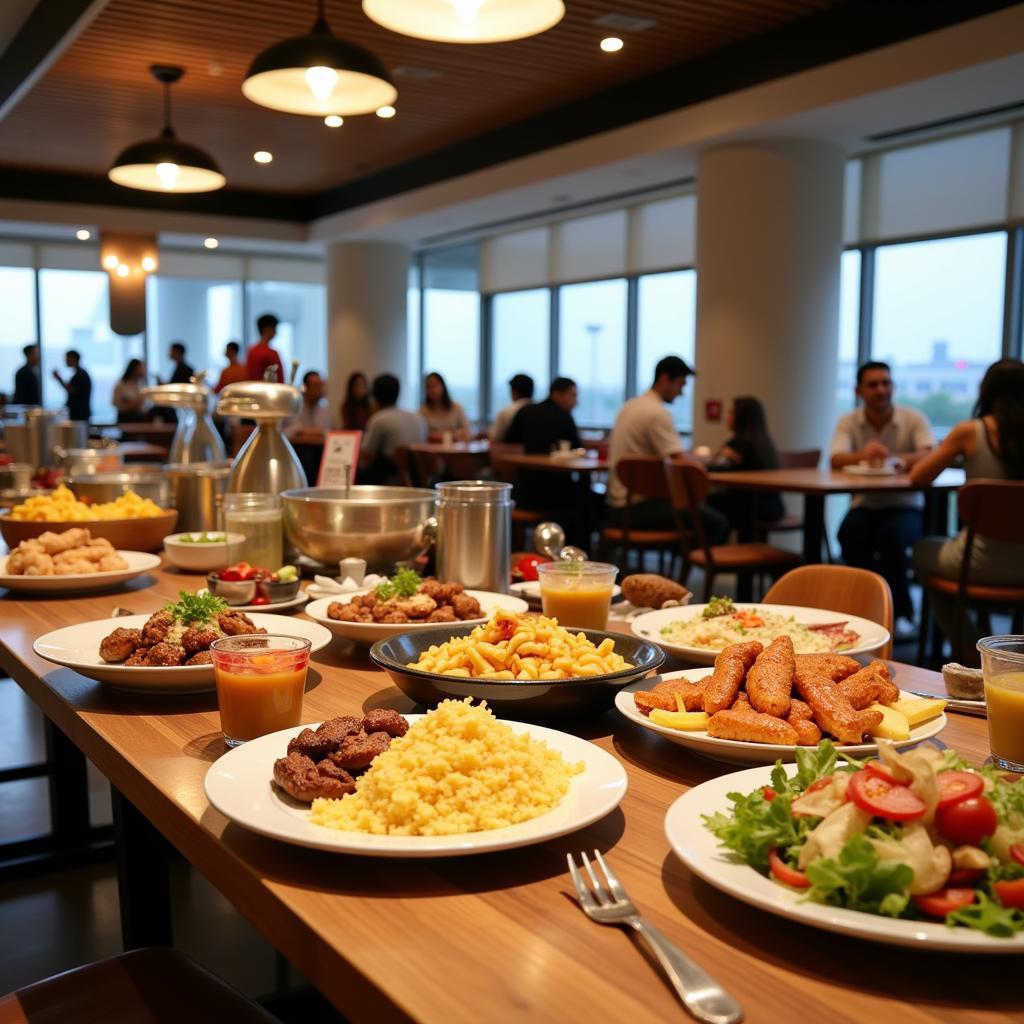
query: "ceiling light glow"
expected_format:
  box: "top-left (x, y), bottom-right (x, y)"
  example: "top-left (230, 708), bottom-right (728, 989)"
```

top-left (141, 256), bottom-right (157, 272)
top-left (253, 150), bottom-right (273, 163)
top-left (376, 104), bottom-right (396, 118)
top-left (362, 0), bottom-right (564, 43)
top-left (103, 254), bottom-right (120, 270)
top-left (115, 263), bottom-right (130, 278)
top-left (324, 114), bottom-right (343, 127)
top-left (204, 237), bottom-right (219, 249)
top-left (155, 161), bottom-right (181, 190)
top-left (76, 229), bottom-right (91, 241)
top-left (304, 65), bottom-right (338, 101)
top-left (451, 0), bottom-right (485, 23)
top-left (600, 36), bottom-right (623, 52)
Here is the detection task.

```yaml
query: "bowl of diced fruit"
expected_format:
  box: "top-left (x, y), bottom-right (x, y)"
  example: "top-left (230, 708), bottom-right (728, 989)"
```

top-left (206, 562), bottom-right (301, 606)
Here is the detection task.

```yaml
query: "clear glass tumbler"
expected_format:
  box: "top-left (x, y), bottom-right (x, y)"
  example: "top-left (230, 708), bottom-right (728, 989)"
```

top-left (223, 492), bottom-right (283, 571)
top-left (977, 635), bottom-right (1024, 773)
top-left (536, 561), bottom-right (618, 630)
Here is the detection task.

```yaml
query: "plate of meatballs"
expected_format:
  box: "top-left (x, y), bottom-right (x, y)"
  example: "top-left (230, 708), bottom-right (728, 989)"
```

top-left (304, 579), bottom-right (528, 644)
top-left (33, 600), bottom-right (333, 694)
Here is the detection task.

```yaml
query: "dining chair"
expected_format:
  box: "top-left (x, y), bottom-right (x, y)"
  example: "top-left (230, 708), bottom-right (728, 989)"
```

top-left (490, 443), bottom-right (562, 550)
top-left (755, 448), bottom-right (833, 562)
top-left (390, 445), bottom-right (415, 487)
top-left (663, 455), bottom-right (800, 601)
top-left (600, 456), bottom-right (679, 573)
top-left (763, 563), bottom-right (893, 659)
top-left (444, 449), bottom-right (489, 480)
top-left (917, 479), bottom-right (1024, 664)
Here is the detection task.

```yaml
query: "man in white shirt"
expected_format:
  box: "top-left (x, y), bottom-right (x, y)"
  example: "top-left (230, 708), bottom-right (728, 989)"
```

top-left (285, 371), bottom-right (334, 442)
top-left (359, 373), bottom-right (427, 484)
top-left (489, 373), bottom-right (533, 443)
top-left (607, 356), bottom-right (728, 544)
top-left (831, 360), bottom-right (935, 635)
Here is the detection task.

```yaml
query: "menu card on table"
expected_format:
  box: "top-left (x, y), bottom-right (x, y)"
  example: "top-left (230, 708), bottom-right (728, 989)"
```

top-left (316, 431), bottom-right (361, 487)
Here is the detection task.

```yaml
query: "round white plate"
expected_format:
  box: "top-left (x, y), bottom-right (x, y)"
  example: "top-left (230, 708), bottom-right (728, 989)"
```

top-left (666, 762), bottom-right (1024, 951)
top-left (33, 613), bottom-right (334, 694)
top-left (841, 463), bottom-right (898, 476)
top-left (198, 587), bottom-right (310, 615)
top-left (631, 603), bottom-right (890, 666)
top-left (304, 589), bottom-right (529, 644)
top-left (615, 670), bottom-right (946, 765)
top-left (204, 716), bottom-right (628, 857)
top-left (512, 580), bottom-right (623, 602)
top-left (0, 550), bottom-right (162, 593)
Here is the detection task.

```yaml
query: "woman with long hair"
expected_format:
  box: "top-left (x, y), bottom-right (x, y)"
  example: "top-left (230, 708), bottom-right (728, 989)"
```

top-left (111, 358), bottom-right (152, 423)
top-left (340, 371), bottom-right (372, 431)
top-left (419, 371), bottom-right (470, 440)
top-left (708, 396), bottom-right (784, 534)
top-left (911, 358), bottom-right (1024, 661)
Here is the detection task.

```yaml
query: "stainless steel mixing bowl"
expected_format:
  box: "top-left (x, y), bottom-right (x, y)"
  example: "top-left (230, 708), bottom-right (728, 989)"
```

top-left (281, 486), bottom-right (437, 570)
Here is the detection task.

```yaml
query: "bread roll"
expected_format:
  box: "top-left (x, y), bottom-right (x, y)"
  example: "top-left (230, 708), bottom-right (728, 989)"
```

top-left (620, 574), bottom-right (690, 609)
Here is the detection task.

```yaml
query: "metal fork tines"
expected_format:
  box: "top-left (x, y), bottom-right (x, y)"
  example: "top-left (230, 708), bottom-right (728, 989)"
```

top-left (567, 851), bottom-right (742, 1024)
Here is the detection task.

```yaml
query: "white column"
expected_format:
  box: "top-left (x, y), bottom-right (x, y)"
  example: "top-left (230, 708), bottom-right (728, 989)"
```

top-left (693, 140), bottom-right (845, 453)
top-left (325, 241), bottom-right (410, 417)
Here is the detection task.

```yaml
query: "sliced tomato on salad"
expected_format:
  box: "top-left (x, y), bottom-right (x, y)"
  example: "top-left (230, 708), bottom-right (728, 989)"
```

top-left (994, 879), bottom-right (1024, 909)
top-left (946, 868), bottom-right (986, 887)
top-left (912, 888), bottom-right (977, 918)
top-left (936, 770), bottom-right (984, 810)
top-left (848, 768), bottom-right (927, 821)
top-left (768, 848), bottom-right (811, 889)
top-left (806, 775), bottom-right (834, 794)
top-left (935, 795), bottom-right (998, 846)
top-left (1010, 844), bottom-right (1024, 868)
top-left (761, 786), bottom-right (777, 802)
top-left (864, 761), bottom-right (897, 784)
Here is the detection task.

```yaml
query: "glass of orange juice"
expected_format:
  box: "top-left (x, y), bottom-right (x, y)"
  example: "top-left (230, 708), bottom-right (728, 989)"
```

top-left (536, 561), bottom-right (617, 630)
top-left (977, 635), bottom-right (1024, 773)
top-left (210, 635), bottom-right (311, 747)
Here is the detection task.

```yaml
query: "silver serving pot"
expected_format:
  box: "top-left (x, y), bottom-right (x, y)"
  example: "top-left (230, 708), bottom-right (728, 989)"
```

top-left (51, 421), bottom-right (89, 453)
top-left (0, 463), bottom-right (33, 491)
top-left (163, 461), bottom-right (231, 533)
top-left (66, 469), bottom-right (171, 508)
top-left (281, 486), bottom-right (437, 571)
top-left (54, 447), bottom-right (124, 475)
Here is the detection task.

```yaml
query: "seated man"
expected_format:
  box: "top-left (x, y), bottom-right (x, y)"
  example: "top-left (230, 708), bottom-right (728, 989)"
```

top-left (489, 373), bottom-right (534, 443)
top-left (359, 373), bottom-right (426, 485)
top-left (831, 361), bottom-right (934, 637)
top-left (607, 356), bottom-right (728, 545)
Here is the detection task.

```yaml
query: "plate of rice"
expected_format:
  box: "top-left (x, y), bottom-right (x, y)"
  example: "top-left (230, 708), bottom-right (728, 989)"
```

top-left (631, 598), bottom-right (889, 665)
top-left (204, 698), bottom-right (628, 856)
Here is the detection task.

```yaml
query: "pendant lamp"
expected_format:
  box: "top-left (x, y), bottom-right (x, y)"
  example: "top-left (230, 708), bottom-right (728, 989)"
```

top-left (108, 66), bottom-right (225, 193)
top-left (362, 0), bottom-right (564, 43)
top-left (243, 0), bottom-right (396, 116)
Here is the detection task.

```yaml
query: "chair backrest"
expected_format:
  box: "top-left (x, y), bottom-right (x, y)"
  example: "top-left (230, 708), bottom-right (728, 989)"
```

top-left (958, 480), bottom-right (1024, 543)
top-left (778, 448), bottom-right (821, 469)
top-left (615, 455), bottom-right (671, 502)
top-left (391, 446), bottom-right (414, 487)
top-left (445, 451), bottom-right (489, 479)
top-left (763, 564), bottom-right (893, 659)
top-left (662, 455), bottom-right (710, 510)
top-left (489, 442), bottom-right (524, 483)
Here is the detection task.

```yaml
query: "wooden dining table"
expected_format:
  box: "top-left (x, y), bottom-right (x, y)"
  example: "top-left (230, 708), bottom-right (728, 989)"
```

top-left (0, 565), bottom-right (1019, 1024)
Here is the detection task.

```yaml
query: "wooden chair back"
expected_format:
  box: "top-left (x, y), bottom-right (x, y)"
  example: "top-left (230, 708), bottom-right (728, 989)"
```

top-left (662, 455), bottom-right (711, 508)
top-left (763, 564), bottom-right (893, 659)
top-left (958, 480), bottom-right (1024, 544)
top-left (614, 455), bottom-right (671, 502)
top-left (778, 448), bottom-right (821, 469)
top-left (445, 451), bottom-right (489, 480)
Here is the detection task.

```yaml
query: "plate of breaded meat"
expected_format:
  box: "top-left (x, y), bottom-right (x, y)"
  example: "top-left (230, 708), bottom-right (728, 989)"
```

top-left (615, 637), bottom-right (946, 765)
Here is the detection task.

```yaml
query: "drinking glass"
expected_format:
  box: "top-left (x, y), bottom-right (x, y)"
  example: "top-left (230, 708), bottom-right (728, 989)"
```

top-left (210, 634), bottom-right (311, 747)
top-left (977, 635), bottom-right (1024, 773)
top-left (223, 492), bottom-right (283, 570)
top-left (536, 561), bottom-right (617, 630)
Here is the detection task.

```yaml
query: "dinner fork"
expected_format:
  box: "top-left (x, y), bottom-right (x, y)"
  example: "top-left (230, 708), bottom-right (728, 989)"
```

top-left (567, 851), bottom-right (742, 1024)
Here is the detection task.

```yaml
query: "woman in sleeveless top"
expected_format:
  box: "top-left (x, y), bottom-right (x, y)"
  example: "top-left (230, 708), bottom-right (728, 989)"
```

top-left (910, 359), bottom-right (1024, 662)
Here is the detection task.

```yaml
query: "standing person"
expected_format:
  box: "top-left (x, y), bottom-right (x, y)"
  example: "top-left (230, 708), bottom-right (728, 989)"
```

top-left (51, 350), bottom-right (91, 421)
top-left (285, 371), bottom-right (334, 442)
top-left (245, 313), bottom-right (284, 383)
top-left (215, 341), bottom-right (247, 392)
top-left (830, 360), bottom-right (934, 637)
top-left (419, 372), bottom-right (470, 440)
top-left (13, 344), bottom-right (41, 406)
top-left (708, 396), bottom-right (785, 536)
top-left (910, 359), bottom-right (1024, 662)
top-left (340, 371), bottom-right (371, 431)
top-left (112, 358), bottom-right (152, 423)
top-left (169, 342), bottom-right (193, 384)
top-left (489, 373), bottom-right (534, 443)
top-left (358, 374), bottom-right (427, 484)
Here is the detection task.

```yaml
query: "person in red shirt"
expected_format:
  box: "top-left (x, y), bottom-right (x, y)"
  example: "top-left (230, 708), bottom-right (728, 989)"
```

top-left (245, 313), bottom-right (284, 382)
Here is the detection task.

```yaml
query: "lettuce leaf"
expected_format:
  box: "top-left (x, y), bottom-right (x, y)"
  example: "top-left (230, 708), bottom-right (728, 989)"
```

top-left (946, 892), bottom-right (1024, 938)
top-left (804, 834), bottom-right (912, 917)
top-left (703, 788), bottom-right (817, 872)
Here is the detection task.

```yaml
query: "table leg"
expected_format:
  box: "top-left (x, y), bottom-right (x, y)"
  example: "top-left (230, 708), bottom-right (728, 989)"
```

top-left (112, 788), bottom-right (173, 949)
top-left (44, 719), bottom-right (91, 855)
top-left (803, 494), bottom-right (825, 564)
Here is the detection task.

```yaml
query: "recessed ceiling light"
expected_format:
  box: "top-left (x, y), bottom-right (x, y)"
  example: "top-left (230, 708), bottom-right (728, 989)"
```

top-left (253, 150), bottom-right (273, 163)
top-left (141, 256), bottom-right (157, 272)
top-left (75, 229), bottom-right (91, 241)
top-left (204, 237), bottom-right (219, 249)
top-left (115, 263), bottom-right (130, 278)
top-left (324, 114), bottom-right (343, 127)
top-left (102, 254), bottom-right (119, 270)
top-left (600, 36), bottom-right (623, 52)
top-left (376, 104), bottom-right (396, 118)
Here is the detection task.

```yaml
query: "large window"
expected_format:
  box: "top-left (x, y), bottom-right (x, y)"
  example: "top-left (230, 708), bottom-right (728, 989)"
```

top-left (40, 269), bottom-right (142, 423)
top-left (636, 270), bottom-right (696, 431)
top-left (490, 289), bottom-right (550, 417)
top-left (836, 249), bottom-right (861, 414)
top-left (872, 232), bottom-right (1007, 431)
top-left (0, 267), bottom-right (37, 404)
top-left (245, 280), bottom-right (326, 382)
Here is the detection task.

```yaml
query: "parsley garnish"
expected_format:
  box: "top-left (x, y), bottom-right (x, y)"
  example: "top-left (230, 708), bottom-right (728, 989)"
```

top-left (376, 569), bottom-right (422, 600)
top-left (164, 590), bottom-right (227, 625)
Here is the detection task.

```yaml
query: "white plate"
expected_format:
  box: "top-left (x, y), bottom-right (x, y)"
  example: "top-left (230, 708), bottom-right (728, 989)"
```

top-left (841, 463), bottom-right (898, 476)
top-left (197, 587), bottom-right (310, 615)
top-left (33, 613), bottom-right (334, 694)
top-left (631, 603), bottom-right (890, 666)
top-left (665, 762), bottom-right (1024, 951)
top-left (511, 580), bottom-right (623, 602)
top-left (304, 589), bottom-right (529, 644)
top-left (615, 670), bottom-right (946, 765)
top-left (204, 716), bottom-right (628, 857)
top-left (0, 550), bottom-right (162, 594)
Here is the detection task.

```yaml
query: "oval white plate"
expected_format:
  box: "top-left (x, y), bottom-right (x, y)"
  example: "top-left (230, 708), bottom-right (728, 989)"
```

top-left (33, 613), bottom-right (333, 694)
top-left (0, 550), bottom-right (162, 593)
top-left (197, 587), bottom-right (310, 615)
top-left (205, 715), bottom-right (628, 857)
top-left (666, 762), bottom-right (1024, 951)
top-left (631, 603), bottom-right (890, 666)
top-left (615, 670), bottom-right (946, 765)
top-left (511, 580), bottom-right (623, 603)
top-left (305, 589), bottom-right (529, 644)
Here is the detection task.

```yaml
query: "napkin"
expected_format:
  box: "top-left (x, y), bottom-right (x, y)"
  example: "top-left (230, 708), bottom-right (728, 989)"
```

top-left (306, 573), bottom-right (384, 600)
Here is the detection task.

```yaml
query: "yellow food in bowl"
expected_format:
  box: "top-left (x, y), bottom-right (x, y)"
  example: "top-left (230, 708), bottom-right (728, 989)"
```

top-left (310, 698), bottom-right (583, 835)
top-left (8, 484), bottom-right (165, 521)
top-left (406, 609), bottom-right (633, 680)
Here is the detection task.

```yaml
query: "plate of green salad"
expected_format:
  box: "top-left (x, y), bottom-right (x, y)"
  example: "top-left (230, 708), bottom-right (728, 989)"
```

top-left (666, 740), bottom-right (1024, 950)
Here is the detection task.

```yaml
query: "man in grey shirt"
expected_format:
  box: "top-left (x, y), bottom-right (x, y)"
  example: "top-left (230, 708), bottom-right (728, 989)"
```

top-left (359, 373), bottom-right (426, 484)
top-left (830, 361), bottom-right (934, 634)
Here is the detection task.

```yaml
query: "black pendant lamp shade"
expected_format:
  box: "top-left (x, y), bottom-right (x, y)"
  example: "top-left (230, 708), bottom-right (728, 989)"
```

top-left (242, 2), bottom-right (396, 116)
top-left (109, 66), bottom-right (225, 193)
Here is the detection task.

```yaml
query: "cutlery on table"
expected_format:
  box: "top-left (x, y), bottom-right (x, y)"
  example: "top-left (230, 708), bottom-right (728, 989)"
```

top-left (566, 850), bottom-right (742, 1024)
top-left (907, 689), bottom-right (987, 717)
